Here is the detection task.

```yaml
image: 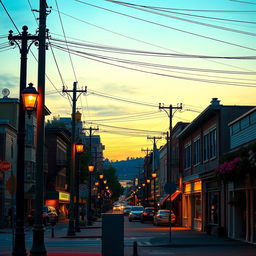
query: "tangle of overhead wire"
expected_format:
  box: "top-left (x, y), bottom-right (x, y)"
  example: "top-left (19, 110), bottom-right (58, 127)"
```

top-left (106, 0), bottom-right (256, 24)
top-left (50, 9), bottom-right (256, 73)
top-left (51, 44), bottom-right (256, 88)
top-left (75, 0), bottom-right (256, 52)
top-left (50, 37), bottom-right (256, 59)
top-left (106, 0), bottom-right (256, 37)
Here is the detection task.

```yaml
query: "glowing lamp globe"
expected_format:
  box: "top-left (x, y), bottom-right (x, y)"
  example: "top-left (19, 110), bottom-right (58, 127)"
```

top-left (99, 174), bottom-right (104, 180)
top-left (21, 83), bottom-right (39, 116)
top-left (88, 165), bottom-right (95, 172)
top-left (75, 143), bottom-right (84, 153)
top-left (151, 172), bottom-right (157, 179)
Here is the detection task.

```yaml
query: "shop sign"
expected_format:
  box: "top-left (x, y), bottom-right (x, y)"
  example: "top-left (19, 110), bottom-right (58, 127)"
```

top-left (59, 192), bottom-right (70, 202)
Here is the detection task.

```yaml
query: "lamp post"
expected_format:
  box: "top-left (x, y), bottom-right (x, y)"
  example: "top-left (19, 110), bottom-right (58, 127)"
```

top-left (146, 178), bottom-right (150, 205)
top-left (151, 173), bottom-right (157, 209)
top-left (87, 164), bottom-right (94, 225)
top-left (75, 142), bottom-right (84, 232)
top-left (99, 174), bottom-right (104, 212)
top-left (8, 24), bottom-right (38, 256)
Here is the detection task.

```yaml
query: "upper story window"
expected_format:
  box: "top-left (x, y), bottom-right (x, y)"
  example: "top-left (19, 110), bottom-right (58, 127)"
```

top-left (203, 128), bottom-right (216, 161)
top-left (184, 143), bottom-right (191, 169)
top-left (193, 138), bottom-right (201, 165)
top-left (230, 110), bottom-right (256, 135)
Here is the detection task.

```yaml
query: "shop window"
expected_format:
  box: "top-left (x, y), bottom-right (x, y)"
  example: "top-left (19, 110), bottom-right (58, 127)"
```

top-left (209, 192), bottom-right (220, 225)
top-left (194, 194), bottom-right (202, 220)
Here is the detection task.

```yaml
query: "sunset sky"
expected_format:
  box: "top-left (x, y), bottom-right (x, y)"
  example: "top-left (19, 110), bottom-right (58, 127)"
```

top-left (1, 0), bottom-right (256, 160)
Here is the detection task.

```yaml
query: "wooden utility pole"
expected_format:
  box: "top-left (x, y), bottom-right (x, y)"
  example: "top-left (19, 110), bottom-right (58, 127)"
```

top-left (63, 82), bottom-right (87, 235)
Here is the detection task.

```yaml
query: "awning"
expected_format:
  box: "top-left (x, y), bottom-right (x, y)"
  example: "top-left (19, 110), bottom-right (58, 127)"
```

top-left (159, 190), bottom-right (181, 206)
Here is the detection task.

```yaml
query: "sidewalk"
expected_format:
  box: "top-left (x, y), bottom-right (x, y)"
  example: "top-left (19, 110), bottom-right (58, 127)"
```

top-left (150, 229), bottom-right (249, 247)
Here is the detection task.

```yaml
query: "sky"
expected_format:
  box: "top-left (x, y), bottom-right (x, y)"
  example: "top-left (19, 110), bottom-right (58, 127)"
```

top-left (0, 0), bottom-right (256, 161)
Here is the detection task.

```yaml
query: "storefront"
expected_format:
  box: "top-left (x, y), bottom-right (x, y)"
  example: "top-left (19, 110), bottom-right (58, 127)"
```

top-left (45, 191), bottom-right (70, 221)
top-left (227, 175), bottom-right (256, 243)
top-left (183, 180), bottom-right (202, 231)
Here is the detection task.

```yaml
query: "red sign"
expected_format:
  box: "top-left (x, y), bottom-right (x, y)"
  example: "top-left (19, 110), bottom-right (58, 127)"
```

top-left (0, 161), bottom-right (11, 171)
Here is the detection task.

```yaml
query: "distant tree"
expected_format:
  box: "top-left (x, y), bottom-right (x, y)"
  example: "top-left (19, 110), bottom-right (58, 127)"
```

top-left (103, 166), bottom-right (124, 201)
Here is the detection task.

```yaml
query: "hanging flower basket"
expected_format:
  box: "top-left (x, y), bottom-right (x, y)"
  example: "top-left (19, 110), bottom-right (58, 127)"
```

top-left (216, 157), bottom-right (242, 182)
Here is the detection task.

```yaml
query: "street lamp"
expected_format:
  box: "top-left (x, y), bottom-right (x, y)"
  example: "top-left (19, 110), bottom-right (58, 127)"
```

top-left (22, 82), bottom-right (39, 117)
top-left (75, 142), bottom-right (84, 232)
top-left (146, 179), bottom-right (151, 204)
top-left (87, 164), bottom-right (94, 225)
top-left (98, 174), bottom-right (104, 212)
top-left (103, 179), bottom-right (107, 185)
top-left (151, 173), bottom-right (157, 209)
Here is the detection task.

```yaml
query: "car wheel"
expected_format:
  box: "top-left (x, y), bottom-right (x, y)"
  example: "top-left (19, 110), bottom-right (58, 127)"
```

top-left (140, 219), bottom-right (144, 223)
top-left (129, 219), bottom-right (132, 222)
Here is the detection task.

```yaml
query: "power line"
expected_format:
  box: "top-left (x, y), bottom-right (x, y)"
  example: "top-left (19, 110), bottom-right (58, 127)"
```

top-left (50, 37), bottom-right (256, 59)
top-left (106, 1), bottom-right (256, 12)
top-left (52, 45), bottom-right (256, 88)
top-left (108, 0), bottom-right (256, 37)
top-left (50, 8), bottom-right (256, 72)
top-left (55, 0), bottom-right (78, 81)
top-left (75, 0), bottom-right (256, 52)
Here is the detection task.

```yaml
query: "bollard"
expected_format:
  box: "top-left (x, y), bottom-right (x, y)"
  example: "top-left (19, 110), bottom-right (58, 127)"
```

top-left (50, 218), bottom-right (57, 238)
top-left (133, 241), bottom-right (138, 256)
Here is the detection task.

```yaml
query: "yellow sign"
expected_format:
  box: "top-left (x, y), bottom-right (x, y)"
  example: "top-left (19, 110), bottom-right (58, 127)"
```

top-left (59, 192), bottom-right (70, 202)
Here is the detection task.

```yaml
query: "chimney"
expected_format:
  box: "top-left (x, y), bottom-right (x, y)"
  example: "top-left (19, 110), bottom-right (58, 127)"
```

top-left (211, 98), bottom-right (220, 106)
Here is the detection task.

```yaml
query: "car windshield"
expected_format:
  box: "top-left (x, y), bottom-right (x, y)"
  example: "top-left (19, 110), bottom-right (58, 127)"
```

top-left (132, 206), bottom-right (143, 211)
top-left (125, 206), bottom-right (131, 210)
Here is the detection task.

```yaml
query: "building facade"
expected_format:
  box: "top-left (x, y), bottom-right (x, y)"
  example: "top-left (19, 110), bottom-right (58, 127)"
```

top-left (178, 98), bottom-right (253, 232)
top-left (227, 107), bottom-right (256, 243)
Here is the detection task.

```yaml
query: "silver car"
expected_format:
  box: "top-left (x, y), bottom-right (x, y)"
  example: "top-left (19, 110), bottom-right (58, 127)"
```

top-left (128, 206), bottom-right (144, 222)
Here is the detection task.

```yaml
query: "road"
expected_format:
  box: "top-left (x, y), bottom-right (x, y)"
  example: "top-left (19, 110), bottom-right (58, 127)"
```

top-left (0, 214), bottom-right (256, 256)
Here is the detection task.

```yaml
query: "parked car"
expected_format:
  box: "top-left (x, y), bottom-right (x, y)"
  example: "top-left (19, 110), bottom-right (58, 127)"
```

top-left (140, 207), bottom-right (155, 223)
top-left (27, 206), bottom-right (58, 226)
top-left (128, 206), bottom-right (144, 222)
top-left (153, 210), bottom-right (176, 226)
top-left (123, 206), bottom-right (132, 216)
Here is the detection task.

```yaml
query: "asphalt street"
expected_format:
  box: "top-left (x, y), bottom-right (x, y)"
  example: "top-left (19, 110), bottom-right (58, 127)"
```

top-left (0, 214), bottom-right (256, 256)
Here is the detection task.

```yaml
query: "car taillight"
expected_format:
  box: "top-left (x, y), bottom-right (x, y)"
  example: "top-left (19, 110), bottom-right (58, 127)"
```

top-left (42, 213), bottom-right (47, 217)
top-left (28, 214), bottom-right (32, 218)
top-left (143, 212), bottom-right (147, 215)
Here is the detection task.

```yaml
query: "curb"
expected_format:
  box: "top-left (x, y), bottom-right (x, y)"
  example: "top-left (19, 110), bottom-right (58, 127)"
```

top-left (59, 235), bottom-right (102, 239)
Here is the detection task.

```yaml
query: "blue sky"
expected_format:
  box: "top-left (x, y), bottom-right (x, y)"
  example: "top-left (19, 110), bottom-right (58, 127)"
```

top-left (1, 0), bottom-right (256, 160)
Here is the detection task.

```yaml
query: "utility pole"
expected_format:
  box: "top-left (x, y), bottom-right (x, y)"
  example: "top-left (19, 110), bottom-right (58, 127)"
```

top-left (147, 136), bottom-right (162, 172)
top-left (63, 82), bottom-right (87, 236)
top-left (141, 148), bottom-right (152, 204)
top-left (83, 126), bottom-right (99, 224)
top-left (8, 26), bottom-right (38, 256)
top-left (158, 103), bottom-right (182, 244)
top-left (147, 136), bottom-right (161, 209)
top-left (158, 104), bottom-right (182, 184)
top-left (30, 1), bottom-right (49, 254)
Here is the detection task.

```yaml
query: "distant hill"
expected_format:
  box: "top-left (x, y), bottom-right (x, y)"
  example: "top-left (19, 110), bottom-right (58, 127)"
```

top-left (105, 158), bottom-right (144, 180)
